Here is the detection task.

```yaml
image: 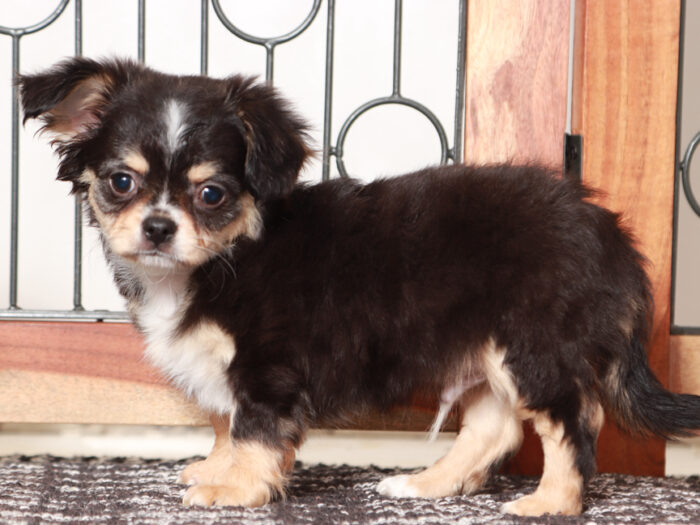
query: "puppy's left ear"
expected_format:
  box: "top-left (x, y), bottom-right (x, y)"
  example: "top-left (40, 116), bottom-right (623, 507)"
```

top-left (19, 57), bottom-right (134, 142)
top-left (227, 76), bottom-right (310, 201)
top-left (19, 58), bottom-right (139, 194)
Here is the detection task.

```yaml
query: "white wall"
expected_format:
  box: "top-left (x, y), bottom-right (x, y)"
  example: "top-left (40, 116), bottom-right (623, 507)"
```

top-left (0, 0), bottom-right (460, 312)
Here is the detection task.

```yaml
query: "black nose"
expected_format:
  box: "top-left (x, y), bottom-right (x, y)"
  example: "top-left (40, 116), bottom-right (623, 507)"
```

top-left (142, 216), bottom-right (177, 247)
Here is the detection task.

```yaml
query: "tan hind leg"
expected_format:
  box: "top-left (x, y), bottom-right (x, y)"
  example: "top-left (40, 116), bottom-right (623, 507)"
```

top-left (502, 401), bottom-right (605, 516)
top-left (377, 383), bottom-right (523, 498)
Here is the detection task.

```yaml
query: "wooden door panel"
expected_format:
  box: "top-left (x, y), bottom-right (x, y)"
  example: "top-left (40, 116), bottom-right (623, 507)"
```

top-left (465, 0), bottom-right (570, 165)
top-left (570, 0), bottom-right (681, 475)
top-left (465, 0), bottom-right (681, 475)
top-left (670, 335), bottom-right (700, 395)
top-left (0, 320), bottom-right (457, 431)
top-left (0, 321), bottom-right (206, 425)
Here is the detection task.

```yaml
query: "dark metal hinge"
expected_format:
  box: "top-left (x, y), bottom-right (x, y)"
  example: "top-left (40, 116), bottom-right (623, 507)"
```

top-left (564, 133), bottom-right (582, 180)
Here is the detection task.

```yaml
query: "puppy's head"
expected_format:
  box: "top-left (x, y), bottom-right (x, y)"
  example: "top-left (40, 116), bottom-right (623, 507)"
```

top-left (19, 57), bottom-right (309, 271)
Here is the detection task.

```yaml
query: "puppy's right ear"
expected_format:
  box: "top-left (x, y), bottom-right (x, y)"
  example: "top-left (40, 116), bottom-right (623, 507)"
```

top-left (19, 57), bottom-right (134, 142)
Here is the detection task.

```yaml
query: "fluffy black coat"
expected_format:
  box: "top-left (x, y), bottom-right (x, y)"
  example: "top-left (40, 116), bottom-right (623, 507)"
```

top-left (186, 165), bottom-right (658, 456)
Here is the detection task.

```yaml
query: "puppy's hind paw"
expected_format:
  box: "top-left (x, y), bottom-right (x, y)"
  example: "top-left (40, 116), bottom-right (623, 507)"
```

top-left (501, 493), bottom-right (582, 516)
top-left (376, 475), bottom-right (420, 498)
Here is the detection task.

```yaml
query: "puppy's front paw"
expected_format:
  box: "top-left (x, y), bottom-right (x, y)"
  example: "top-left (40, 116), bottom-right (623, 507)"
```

top-left (183, 483), bottom-right (272, 507)
top-left (178, 460), bottom-right (209, 485)
top-left (178, 442), bottom-right (233, 486)
top-left (376, 474), bottom-right (420, 498)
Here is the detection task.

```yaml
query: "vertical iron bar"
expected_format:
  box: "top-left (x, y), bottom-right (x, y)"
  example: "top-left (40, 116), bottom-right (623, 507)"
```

top-left (564, 0), bottom-right (575, 135)
top-left (452, 0), bottom-right (467, 163)
top-left (75, 0), bottom-right (83, 54)
top-left (200, 0), bottom-right (209, 75)
top-left (73, 0), bottom-right (84, 310)
top-left (138, 0), bottom-right (145, 63)
top-left (392, 0), bottom-right (402, 96)
top-left (9, 35), bottom-right (20, 309)
top-left (264, 44), bottom-right (274, 85)
top-left (322, 0), bottom-right (336, 181)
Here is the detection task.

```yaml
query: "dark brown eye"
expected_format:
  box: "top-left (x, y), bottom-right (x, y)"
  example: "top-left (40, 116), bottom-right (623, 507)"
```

top-left (198, 184), bottom-right (225, 208)
top-left (109, 172), bottom-right (136, 195)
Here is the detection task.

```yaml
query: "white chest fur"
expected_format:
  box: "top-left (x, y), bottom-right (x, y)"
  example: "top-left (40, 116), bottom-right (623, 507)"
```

top-left (135, 274), bottom-right (236, 415)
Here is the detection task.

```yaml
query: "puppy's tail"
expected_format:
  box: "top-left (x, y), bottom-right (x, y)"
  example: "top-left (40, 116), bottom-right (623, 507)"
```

top-left (603, 333), bottom-right (700, 439)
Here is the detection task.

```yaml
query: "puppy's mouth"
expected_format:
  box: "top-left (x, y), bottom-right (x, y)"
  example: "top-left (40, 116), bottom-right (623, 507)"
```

top-left (125, 249), bottom-right (184, 269)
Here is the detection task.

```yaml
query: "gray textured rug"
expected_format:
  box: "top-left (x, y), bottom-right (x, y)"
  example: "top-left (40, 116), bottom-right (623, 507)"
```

top-left (0, 455), bottom-right (699, 524)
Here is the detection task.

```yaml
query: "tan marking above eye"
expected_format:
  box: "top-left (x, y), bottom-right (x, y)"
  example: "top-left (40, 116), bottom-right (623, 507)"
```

top-left (79, 168), bottom-right (98, 186)
top-left (122, 149), bottom-right (150, 175)
top-left (187, 161), bottom-right (220, 184)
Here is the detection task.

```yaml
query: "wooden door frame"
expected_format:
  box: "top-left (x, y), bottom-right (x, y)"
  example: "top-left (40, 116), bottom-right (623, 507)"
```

top-left (571, 0), bottom-right (681, 475)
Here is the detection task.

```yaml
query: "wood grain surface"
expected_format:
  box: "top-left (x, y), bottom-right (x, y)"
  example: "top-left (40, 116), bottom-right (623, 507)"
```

top-left (465, 0), bottom-right (682, 476)
top-left (464, 0), bottom-right (570, 165)
top-left (571, 0), bottom-right (681, 475)
top-left (0, 321), bottom-right (205, 425)
top-left (0, 321), bottom-right (456, 430)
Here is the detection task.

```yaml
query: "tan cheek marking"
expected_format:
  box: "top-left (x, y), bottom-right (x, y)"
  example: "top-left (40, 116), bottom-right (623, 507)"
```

top-left (85, 169), bottom-right (146, 258)
top-left (218, 193), bottom-right (262, 243)
top-left (122, 149), bottom-right (149, 175)
top-left (187, 161), bottom-right (220, 184)
top-left (107, 198), bottom-right (149, 256)
top-left (87, 182), bottom-right (114, 232)
top-left (178, 193), bottom-right (262, 266)
top-left (176, 212), bottom-right (206, 265)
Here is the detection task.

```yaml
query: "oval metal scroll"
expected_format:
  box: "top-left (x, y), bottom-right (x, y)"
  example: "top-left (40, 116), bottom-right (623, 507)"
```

top-left (0, 0), bottom-right (70, 37)
top-left (334, 96), bottom-right (449, 179)
top-left (211, 0), bottom-right (322, 82)
top-left (680, 131), bottom-right (700, 217)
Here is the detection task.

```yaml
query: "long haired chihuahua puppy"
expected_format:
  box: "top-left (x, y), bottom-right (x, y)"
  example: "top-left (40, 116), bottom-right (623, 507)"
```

top-left (20, 57), bottom-right (700, 516)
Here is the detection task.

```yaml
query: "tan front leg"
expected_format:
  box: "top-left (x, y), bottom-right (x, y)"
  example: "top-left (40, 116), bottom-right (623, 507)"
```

top-left (178, 413), bottom-right (232, 486)
top-left (183, 440), bottom-right (293, 507)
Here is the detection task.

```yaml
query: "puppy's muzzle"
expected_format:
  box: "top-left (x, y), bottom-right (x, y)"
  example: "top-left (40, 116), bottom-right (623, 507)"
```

top-left (142, 216), bottom-right (177, 249)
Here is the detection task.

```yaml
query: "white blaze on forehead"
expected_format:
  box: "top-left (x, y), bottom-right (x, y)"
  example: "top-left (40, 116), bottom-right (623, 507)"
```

top-left (165, 98), bottom-right (188, 152)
